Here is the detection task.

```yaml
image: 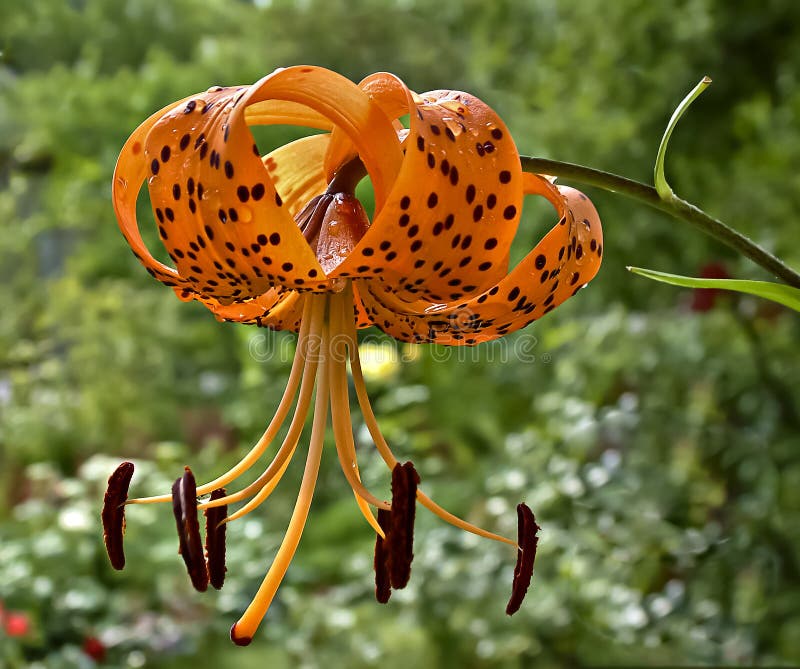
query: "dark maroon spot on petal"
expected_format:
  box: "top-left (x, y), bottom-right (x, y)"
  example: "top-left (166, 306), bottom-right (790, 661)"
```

top-left (400, 196), bottom-right (411, 210)
top-left (180, 133), bottom-right (191, 150)
top-left (251, 183), bottom-right (265, 200)
top-left (150, 159), bottom-right (159, 175)
top-left (466, 184), bottom-right (476, 204)
top-left (427, 193), bottom-right (438, 208)
top-left (499, 170), bottom-right (511, 184)
top-left (484, 237), bottom-right (498, 250)
top-left (535, 254), bottom-right (546, 270)
top-left (491, 128), bottom-right (503, 140)
top-left (224, 161), bottom-right (234, 179)
top-left (161, 146), bottom-right (171, 163)
top-left (101, 462), bottom-right (134, 570)
top-left (237, 186), bottom-right (249, 203)
top-left (503, 205), bottom-right (517, 220)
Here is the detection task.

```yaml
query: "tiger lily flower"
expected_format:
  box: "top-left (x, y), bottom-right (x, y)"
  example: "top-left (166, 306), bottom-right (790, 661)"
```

top-left (104, 66), bottom-right (602, 644)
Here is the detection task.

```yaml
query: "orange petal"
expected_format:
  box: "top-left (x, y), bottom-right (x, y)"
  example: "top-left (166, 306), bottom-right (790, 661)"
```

top-left (195, 289), bottom-right (306, 332)
top-left (262, 134), bottom-right (330, 218)
top-left (357, 173), bottom-right (602, 344)
top-left (245, 99), bottom-right (333, 130)
top-left (324, 72), bottom-right (412, 186)
top-left (333, 89), bottom-right (524, 303)
top-left (140, 84), bottom-right (327, 303)
top-left (245, 66), bottom-right (402, 211)
top-left (112, 96), bottom-right (194, 291)
top-left (172, 133), bottom-right (331, 320)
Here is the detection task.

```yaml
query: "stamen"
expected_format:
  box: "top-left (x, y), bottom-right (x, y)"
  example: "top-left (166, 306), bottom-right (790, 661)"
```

top-left (198, 336), bottom-right (319, 515)
top-left (196, 296), bottom-right (325, 514)
top-left (172, 467), bottom-right (209, 592)
top-left (339, 293), bottom-right (515, 546)
top-left (205, 488), bottom-right (227, 590)
top-left (128, 297), bottom-right (318, 506)
top-left (230, 310), bottom-right (330, 645)
top-left (101, 461), bottom-right (134, 570)
top-left (505, 503), bottom-right (540, 615)
top-left (373, 508), bottom-right (392, 603)
top-left (389, 462), bottom-right (420, 589)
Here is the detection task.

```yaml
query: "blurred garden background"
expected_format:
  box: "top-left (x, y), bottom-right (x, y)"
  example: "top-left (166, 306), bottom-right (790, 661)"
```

top-left (2, 0), bottom-right (800, 666)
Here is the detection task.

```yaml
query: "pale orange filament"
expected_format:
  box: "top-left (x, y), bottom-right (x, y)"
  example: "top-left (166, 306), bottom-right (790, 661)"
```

top-left (338, 285), bottom-right (516, 547)
top-left (127, 296), bottom-right (318, 506)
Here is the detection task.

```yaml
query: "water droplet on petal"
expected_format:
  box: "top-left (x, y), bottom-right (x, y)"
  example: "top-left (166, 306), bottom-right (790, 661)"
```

top-left (424, 303), bottom-right (448, 314)
top-left (238, 206), bottom-right (252, 222)
top-left (148, 176), bottom-right (160, 187)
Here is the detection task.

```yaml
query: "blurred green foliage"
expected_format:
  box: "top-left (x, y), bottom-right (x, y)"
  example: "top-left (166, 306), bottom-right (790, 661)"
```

top-left (1, 0), bottom-right (799, 666)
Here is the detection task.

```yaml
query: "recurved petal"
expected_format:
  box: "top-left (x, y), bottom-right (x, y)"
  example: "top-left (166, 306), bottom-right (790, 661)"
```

top-left (167, 133), bottom-right (330, 324)
top-left (262, 134), bottom-right (330, 218)
top-left (333, 89), bottom-right (524, 302)
top-left (356, 173), bottom-right (602, 344)
top-left (113, 97), bottom-right (194, 292)
top-left (244, 99), bottom-right (333, 130)
top-left (196, 290), bottom-right (307, 332)
top-left (244, 66), bottom-right (403, 212)
top-left (140, 84), bottom-right (328, 302)
top-left (324, 72), bottom-right (412, 185)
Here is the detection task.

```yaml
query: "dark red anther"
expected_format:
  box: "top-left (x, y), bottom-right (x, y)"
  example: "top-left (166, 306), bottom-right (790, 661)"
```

top-left (374, 507), bottom-right (392, 603)
top-left (172, 466), bottom-right (209, 592)
top-left (204, 488), bottom-right (228, 590)
top-left (505, 503), bottom-right (540, 615)
top-left (101, 461), bottom-right (135, 570)
top-left (389, 461), bottom-right (420, 589)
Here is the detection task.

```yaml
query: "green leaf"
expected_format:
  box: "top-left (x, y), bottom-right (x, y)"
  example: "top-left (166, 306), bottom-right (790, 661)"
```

top-left (654, 76), bottom-right (712, 201)
top-left (627, 266), bottom-right (800, 312)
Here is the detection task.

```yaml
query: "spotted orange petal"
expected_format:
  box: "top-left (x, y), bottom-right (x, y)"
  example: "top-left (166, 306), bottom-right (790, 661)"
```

top-left (357, 173), bottom-right (602, 344)
top-left (113, 96), bottom-right (194, 291)
top-left (333, 89), bottom-right (524, 304)
top-left (172, 133), bottom-right (330, 319)
top-left (113, 66), bottom-right (403, 307)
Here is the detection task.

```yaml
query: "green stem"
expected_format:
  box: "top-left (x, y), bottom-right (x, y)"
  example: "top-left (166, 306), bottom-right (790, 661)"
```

top-left (520, 156), bottom-right (800, 289)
